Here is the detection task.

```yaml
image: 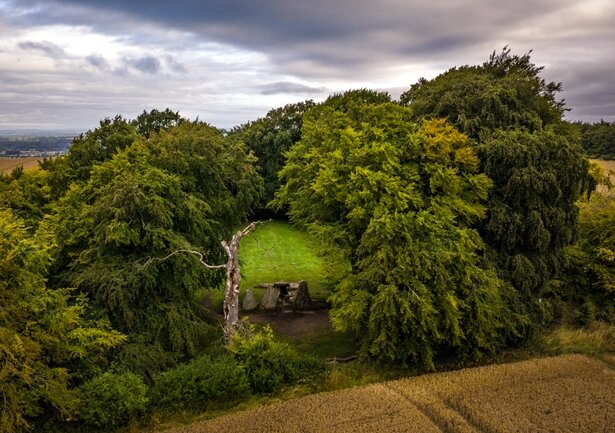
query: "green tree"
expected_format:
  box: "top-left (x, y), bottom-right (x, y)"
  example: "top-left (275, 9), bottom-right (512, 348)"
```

top-left (230, 100), bottom-right (315, 213)
top-left (145, 121), bottom-right (262, 229)
top-left (401, 49), bottom-right (594, 326)
top-left (0, 208), bottom-right (124, 433)
top-left (41, 116), bottom-right (139, 197)
top-left (275, 96), bottom-right (515, 367)
top-left (132, 108), bottom-right (184, 139)
top-left (564, 193), bottom-right (615, 322)
top-left (477, 129), bottom-right (593, 299)
top-left (0, 167), bottom-right (52, 229)
top-left (47, 122), bottom-right (262, 376)
top-left (401, 47), bottom-right (564, 140)
top-left (576, 120), bottom-right (615, 159)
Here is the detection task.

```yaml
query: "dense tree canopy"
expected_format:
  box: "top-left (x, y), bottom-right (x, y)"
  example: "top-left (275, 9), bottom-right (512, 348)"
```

top-left (0, 167), bottom-right (51, 229)
top-left (564, 193), bottom-right (615, 322)
top-left (400, 48), bottom-right (565, 140)
top-left (0, 208), bottom-right (124, 433)
top-left (400, 49), bottom-right (594, 327)
top-left (230, 100), bottom-right (314, 212)
top-left (46, 121), bottom-right (262, 376)
top-left (275, 94), bottom-right (516, 366)
top-left (576, 120), bottom-right (615, 159)
top-left (477, 129), bottom-right (594, 297)
top-left (132, 108), bottom-right (184, 139)
top-left (40, 116), bottom-right (139, 199)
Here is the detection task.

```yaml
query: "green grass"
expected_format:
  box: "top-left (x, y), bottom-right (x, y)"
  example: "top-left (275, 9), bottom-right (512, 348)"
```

top-left (239, 221), bottom-right (336, 299)
top-left (206, 220), bottom-right (348, 310)
top-left (239, 220), bottom-right (329, 293)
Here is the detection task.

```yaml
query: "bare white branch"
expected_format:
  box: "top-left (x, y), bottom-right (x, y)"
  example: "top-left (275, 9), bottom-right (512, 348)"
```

top-left (139, 249), bottom-right (226, 270)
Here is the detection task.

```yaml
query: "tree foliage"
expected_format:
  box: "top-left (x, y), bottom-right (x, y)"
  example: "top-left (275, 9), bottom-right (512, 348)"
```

top-left (0, 208), bottom-right (124, 433)
top-left (564, 193), bottom-right (615, 322)
top-left (401, 47), bottom-right (565, 140)
top-left (40, 116), bottom-right (139, 198)
top-left (576, 120), bottom-right (615, 159)
top-left (132, 108), bottom-right (184, 139)
top-left (401, 49), bottom-right (594, 325)
top-left (275, 94), bottom-right (515, 367)
top-left (0, 167), bottom-right (52, 229)
top-left (46, 121), bottom-right (262, 375)
top-left (231, 100), bottom-right (315, 212)
top-left (478, 129), bottom-right (594, 297)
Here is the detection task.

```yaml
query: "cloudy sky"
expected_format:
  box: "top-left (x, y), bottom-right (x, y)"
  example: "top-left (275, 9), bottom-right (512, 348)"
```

top-left (0, 0), bottom-right (614, 131)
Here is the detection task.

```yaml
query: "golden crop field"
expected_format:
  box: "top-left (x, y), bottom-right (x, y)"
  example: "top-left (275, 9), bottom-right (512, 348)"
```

top-left (593, 159), bottom-right (615, 173)
top-left (592, 159), bottom-right (615, 195)
top-left (161, 355), bottom-right (615, 433)
top-left (0, 157), bottom-right (42, 173)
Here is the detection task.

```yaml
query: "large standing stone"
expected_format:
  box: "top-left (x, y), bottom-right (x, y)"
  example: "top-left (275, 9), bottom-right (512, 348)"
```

top-left (293, 280), bottom-right (311, 310)
top-left (259, 286), bottom-right (280, 310)
top-left (242, 289), bottom-right (259, 311)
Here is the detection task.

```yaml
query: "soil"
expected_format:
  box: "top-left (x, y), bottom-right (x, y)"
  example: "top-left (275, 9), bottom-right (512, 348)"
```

top-left (246, 310), bottom-right (331, 337)
top-left (202, 293), bottom-right (331, 337)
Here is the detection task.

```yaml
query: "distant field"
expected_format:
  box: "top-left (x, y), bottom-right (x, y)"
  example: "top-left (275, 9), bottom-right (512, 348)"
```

top-left (593, 159), bottom-right (615, 172)
top-left (165, 354), bottom-right (615, 433)
top-left (592, 159), bottom-right (615, 195)
top-left (0, 157), bottom-right (42, 173)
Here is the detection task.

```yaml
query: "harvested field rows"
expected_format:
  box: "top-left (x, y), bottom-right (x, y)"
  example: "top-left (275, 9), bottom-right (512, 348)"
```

top-left (160, 355), bottom-right (615, 433)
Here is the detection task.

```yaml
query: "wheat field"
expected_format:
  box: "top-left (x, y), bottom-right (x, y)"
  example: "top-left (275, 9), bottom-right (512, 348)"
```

top-left (159, 355), bottom-right (614, 433)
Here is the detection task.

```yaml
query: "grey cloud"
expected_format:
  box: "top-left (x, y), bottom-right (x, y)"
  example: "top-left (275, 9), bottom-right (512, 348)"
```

top-left (10, 0), bottom-right (598, 72)
top-left (548, 59), bottom-right (615, 122)
top-left (259, 82), bottom-right (327, 95)
top-left (2, 0), bottom-right (615, 126)
top-left (17, 40), bottom-right (65, 58)
top-left (125, 55), bottom-right (161, 74)
top-left (164, 55), bottom-right (187, 73)
top-left (86, 54), bottom-right (108, 69)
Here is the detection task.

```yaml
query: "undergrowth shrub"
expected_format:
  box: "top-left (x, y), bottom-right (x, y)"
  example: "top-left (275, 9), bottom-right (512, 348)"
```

top-left (149, 354), bottom-right (249, 412)
top-left (229, 324), bottom-right (321, 394)
top-left (80, 372), bottom-right (148, 429)
top-left (540, 322), bottom-right (615, 355)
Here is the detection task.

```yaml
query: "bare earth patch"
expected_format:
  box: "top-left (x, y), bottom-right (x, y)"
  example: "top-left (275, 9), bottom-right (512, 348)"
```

top-left (246, 310), bottom-right (331, 337)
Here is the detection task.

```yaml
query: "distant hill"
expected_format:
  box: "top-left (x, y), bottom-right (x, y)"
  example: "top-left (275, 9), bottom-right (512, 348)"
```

top-left (0, 133), bottom-right (74, 156)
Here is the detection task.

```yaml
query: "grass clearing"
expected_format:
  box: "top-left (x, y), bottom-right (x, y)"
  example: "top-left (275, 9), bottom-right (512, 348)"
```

top-left (238, 220), bottom-right (331, 293)
top-left (205, 220), bottom-right (347, 310)
top-left (0, 157), bottom-right (42, 173)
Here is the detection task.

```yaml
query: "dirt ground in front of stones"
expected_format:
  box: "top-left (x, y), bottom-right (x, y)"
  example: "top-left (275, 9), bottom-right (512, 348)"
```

top-left (202, 293), bottom-right (331, 337)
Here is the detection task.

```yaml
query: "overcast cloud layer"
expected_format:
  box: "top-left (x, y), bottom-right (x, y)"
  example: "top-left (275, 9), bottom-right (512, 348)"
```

top-left (0, 0), bottom-right (614, 131)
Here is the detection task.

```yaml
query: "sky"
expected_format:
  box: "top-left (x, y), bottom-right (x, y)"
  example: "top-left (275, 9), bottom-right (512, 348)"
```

top-left (0, 0), bottom-right (614, 132)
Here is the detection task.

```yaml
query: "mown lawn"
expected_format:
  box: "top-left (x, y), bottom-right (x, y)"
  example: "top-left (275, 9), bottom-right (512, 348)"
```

top-left (239, 220), bottom-right (330, 292)
top-left (206, 220), bottom-right (347, 309)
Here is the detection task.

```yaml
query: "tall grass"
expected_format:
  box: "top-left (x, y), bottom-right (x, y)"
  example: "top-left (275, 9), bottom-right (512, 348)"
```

top-left (540, 322), bottom-right (615, 355)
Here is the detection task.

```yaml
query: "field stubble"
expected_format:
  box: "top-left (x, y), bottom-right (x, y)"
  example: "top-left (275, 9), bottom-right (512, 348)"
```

top-left (158, 354), bottom-right (615, 433)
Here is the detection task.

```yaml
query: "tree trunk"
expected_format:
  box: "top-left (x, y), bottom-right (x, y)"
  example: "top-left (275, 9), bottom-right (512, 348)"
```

top-left (221, 221), bottom-right (261, 343)
top-left (142, 221), bottom-right (262, 345)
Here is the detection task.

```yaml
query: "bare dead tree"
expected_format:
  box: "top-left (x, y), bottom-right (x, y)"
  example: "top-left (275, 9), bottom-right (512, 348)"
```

top-left (141, 221), bottom-right (263, 343)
